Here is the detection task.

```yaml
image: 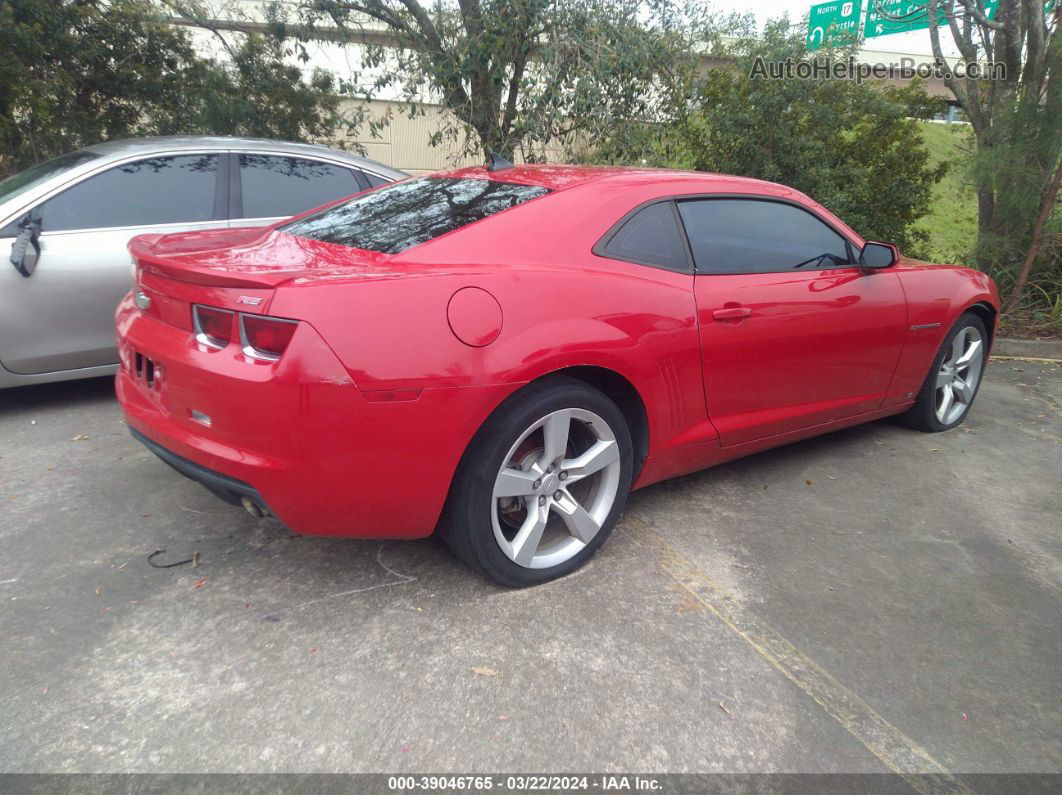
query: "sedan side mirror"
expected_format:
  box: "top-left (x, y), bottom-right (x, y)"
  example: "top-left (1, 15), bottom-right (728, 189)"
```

top-left (860, 241), bottom-right (898, 269)
top-left (10, 211), bottom-right (42, 277)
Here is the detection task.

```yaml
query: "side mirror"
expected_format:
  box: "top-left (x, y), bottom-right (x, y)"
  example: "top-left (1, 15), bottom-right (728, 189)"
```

top-left (10, 211), bottom-right (42, 277)
top-left (859, 241), bottom-right (898, 269)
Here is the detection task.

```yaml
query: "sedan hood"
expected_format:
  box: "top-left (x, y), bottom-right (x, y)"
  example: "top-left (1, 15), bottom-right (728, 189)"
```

top-left (129, 226), bottom-right (402, 289)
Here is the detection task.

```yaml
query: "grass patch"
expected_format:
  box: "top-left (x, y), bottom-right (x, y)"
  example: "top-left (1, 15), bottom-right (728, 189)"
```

top-left (913, 121), bottom-right (977, 263)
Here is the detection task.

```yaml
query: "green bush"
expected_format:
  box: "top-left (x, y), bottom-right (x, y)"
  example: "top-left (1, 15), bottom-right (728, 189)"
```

top-left (588, 23), bottom-right (947, 257)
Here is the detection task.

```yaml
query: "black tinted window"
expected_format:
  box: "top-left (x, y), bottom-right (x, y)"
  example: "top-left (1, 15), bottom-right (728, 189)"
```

top-left (677, 199), bottom-right (851, 273)
top-left (363, 172), bottom-right (389, 188)
top-left (0, 151), bottom-right (101, 204)
top-left (239, 155), bottom-right (361, 219)
top-left (40, 155), bottom-right (218, 232)
top-left (601, 202), bottom-right (688, 271)
top-left (283, 177), bottom-right (550, 253)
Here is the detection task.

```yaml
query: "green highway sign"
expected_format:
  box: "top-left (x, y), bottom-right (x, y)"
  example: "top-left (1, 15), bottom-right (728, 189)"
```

top-left (806, 1), bottom-right (864, 49)
top-left (864, 0), bottom-right (999, 38)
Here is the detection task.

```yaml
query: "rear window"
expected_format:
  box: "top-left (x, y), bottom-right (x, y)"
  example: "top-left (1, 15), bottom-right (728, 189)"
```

top-left (281, 176), bottom-right (550, 253)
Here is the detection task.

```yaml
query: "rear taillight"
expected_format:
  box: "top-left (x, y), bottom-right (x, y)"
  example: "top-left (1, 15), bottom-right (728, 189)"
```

top-left (240, 314), bottom-right (298, 361)
top-left (192, 305), bottom-right (234, 349)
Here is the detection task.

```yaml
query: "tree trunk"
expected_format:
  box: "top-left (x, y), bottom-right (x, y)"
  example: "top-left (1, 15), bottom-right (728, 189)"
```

top-left (1002, 156), bottom-right (1062, 314)
top-left (974, 182), bottom-right (998, 271)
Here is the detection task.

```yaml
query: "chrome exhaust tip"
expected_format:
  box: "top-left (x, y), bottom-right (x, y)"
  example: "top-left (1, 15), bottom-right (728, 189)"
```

top-left (241, 496), bottom-right (269, 519)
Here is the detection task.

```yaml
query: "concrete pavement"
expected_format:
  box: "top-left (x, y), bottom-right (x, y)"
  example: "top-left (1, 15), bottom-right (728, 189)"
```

top-left (0, 360), bottom-right (1059, 776)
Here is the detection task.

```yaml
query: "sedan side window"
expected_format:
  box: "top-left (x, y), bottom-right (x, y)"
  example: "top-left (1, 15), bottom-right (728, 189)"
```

top-left (238, 155), bottom-right (362, 219)
top-left (598, 201), bottom-right (689, 272)
top-left (39, 155), bottom-right (219, 232)
top-left (677, 198), bottom-right (852, 273)
top-left (362, 171), bottom-right (390, 188)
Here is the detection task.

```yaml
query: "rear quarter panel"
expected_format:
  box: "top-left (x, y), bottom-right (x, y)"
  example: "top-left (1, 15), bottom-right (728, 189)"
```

top-left (266, 178), bottom-right (714, 475)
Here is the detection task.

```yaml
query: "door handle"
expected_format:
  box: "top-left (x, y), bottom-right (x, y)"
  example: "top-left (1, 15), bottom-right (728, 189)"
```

top-left (712, 307), bottom-right (752, 321)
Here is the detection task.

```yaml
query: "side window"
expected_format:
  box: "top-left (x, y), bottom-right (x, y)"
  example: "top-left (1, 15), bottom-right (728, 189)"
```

top-left (40, 155), bottom-right (219, 232)
top-left (362, 171), bottom-right (389, 188)
top-left (599, 201), bottom-right (689, 272)
top-left (677, 199), bottom-right (851, 273)
top-left (238, 155), bottom-right (361, 219)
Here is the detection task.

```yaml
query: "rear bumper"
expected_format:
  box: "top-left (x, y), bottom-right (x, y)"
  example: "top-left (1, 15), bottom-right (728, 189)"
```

top-left (130, 426), bottom-right (268, 511)
top-left (116, 293), bottom-right (519, 539)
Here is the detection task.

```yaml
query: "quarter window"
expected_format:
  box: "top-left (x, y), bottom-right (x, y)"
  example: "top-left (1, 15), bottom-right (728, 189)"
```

top-left (238, 155), bottom-right (363, 219)
top-left (677, 199), bottom-right (851, 273)
top-left (40, 155), bottom-right (219, 232)
top-left (600, 202), bottom-right (688, 272)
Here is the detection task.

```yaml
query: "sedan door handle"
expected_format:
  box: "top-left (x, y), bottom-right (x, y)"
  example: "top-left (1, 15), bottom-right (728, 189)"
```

top-left (712, 307), bottom-right (752, 321)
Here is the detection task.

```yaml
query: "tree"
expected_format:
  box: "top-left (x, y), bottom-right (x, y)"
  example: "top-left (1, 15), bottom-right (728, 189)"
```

top-left (0, 0), bottom-right (359, 178)
top-left (590, 22), bottom-right (948, 254)
top-left (923, 0), bottom-right (1060, 311)
top-left (295, 0), bottom-right (708, 160)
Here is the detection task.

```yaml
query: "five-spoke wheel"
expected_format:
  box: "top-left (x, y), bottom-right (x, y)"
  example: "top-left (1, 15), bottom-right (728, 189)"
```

top-left (492, 408), bottom-right (621, 569)
top-left (899, 311), bottom-right (989, 432)
top-left (934, 325), bottom-right (984, 425)
top-left (441, 377), bottom-right (633, 587)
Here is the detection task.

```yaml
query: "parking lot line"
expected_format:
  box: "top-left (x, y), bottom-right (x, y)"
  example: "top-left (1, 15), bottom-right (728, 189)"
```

top-left (623, 516), bottom-right (972, 795)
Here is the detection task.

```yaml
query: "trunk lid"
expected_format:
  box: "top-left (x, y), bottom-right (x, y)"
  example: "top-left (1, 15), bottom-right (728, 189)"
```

top-left (130, 226), bottom-right (396, 290)
top-left (129, 226), bottom-right (398, 328)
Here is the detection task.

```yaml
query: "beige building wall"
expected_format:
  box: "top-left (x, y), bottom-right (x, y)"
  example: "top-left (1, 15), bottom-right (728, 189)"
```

top-left (340, 99), bottom-right (481, 174)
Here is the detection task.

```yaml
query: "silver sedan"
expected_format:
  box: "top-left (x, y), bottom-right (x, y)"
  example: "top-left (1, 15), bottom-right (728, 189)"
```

top-left (0, 136), bottom-right (406, 388)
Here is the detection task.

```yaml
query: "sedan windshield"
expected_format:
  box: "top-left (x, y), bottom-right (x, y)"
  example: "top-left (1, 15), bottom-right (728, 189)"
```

top-left (282, 176), bottom-right (550, 253)
top-left (0, 151), bottom-right (101, 204)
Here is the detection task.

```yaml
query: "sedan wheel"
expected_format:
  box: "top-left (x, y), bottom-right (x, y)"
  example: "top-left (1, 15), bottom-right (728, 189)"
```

top-left (442, 377), bottom-right (633, 587)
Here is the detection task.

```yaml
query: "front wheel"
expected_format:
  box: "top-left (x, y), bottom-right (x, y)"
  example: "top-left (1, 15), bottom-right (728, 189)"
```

top-left (441, 377), bottom-right (633, 587)
top-left (897, 311), bottom-right (988, 432)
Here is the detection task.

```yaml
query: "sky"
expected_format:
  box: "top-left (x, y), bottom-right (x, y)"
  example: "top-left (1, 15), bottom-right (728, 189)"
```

top-left (710, 0), bottom-right (962, 56)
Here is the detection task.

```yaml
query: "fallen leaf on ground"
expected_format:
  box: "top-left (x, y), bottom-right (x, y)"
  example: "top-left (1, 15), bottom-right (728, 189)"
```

top-left (193, 577), bottom-right (207, 588)
top-left (472, 666), bottom-right (499, 677)
top-left (71, 435), bottom-right (89, 441)
top-left (309, 647), bottom-right (319, 654)
top-left (806, 479), bottom-right (813, 487)
top-left (95, 587), bottom-right (102, 596)
top-left (718, 701), bottom-right (733, 719)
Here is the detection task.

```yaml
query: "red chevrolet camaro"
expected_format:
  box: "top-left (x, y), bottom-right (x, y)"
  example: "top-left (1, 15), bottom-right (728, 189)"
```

top-left (117, 162), bottom-right (998, 586)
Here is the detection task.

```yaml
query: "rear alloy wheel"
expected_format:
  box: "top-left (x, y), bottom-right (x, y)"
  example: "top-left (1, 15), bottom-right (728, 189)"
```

top-left (442, 378), bottom-right (633, 587)
top-left (897, 311), bottom-right (988, 432)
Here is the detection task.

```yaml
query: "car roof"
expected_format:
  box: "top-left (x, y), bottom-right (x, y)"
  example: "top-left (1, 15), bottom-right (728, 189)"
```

top-left (439, 163), bottom-right (793, 195)
top-left (80, 136), bottom-right (406, 179)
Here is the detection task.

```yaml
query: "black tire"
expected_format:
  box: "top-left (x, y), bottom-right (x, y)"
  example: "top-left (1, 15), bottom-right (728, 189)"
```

top-left (895, 311), bottom-right (989, 433)
top-left (440, 376), bottom-right (633, 587)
